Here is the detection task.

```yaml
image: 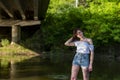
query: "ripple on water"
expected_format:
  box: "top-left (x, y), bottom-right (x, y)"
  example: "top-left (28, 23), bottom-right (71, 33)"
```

top-left (47, 74), bottom-right (69, 80)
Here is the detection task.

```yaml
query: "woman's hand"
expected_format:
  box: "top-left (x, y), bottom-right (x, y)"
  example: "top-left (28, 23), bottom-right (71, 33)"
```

top-left (88, 64), bottom-right (93, 72)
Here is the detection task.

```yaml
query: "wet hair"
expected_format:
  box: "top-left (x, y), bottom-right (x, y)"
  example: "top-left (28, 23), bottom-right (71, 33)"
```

top-left (72, 28), bottom-right (82, 41)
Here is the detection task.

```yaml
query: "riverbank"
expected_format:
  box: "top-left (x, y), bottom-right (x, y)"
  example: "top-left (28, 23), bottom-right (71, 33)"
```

top-left (0, 44), bottom-right (40, 63)
top-left (1, 43), bottom-right (120, 64)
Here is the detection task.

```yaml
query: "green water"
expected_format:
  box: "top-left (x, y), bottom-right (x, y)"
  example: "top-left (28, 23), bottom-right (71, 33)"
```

top-left (0, 56), bottom-right (120, 80)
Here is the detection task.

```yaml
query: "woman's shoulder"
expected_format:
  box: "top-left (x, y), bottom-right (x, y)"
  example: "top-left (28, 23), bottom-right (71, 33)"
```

top-left (85, 38), bottom-right (93, 44)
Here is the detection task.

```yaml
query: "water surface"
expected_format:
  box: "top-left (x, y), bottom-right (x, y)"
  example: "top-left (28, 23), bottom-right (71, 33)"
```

top-left (0, 55), bottom-right (120, 80)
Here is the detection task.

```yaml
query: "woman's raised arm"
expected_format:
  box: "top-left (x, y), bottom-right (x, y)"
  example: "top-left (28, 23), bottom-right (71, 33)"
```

top-left (64, 37), bottom-right (75, 46)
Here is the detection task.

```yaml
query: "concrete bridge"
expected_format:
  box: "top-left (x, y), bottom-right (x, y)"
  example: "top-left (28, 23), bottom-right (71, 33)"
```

top-left (0, 0), bottom-right (50, 44)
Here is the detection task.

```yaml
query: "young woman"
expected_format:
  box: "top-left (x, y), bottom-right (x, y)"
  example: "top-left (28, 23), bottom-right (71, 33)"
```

top-left (64, 28), bottom-right (94, 80)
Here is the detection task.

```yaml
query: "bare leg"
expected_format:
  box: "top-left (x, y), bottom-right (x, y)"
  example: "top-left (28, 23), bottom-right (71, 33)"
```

top-left (81, 67), bottom-right (89, 80)
top-left (70, 65), bottom-right (80, 80)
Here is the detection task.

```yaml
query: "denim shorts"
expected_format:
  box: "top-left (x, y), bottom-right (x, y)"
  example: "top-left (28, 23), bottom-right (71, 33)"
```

top-left (72, 53), bottom-right (90, 67)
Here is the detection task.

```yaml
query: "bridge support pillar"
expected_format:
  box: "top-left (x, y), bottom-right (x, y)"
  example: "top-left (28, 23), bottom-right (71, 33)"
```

top-left (11, 25), bottom-right (21, 44)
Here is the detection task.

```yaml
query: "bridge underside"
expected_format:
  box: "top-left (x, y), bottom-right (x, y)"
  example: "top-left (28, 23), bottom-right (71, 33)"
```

top-left (0, 0), bottom-right (50, 44)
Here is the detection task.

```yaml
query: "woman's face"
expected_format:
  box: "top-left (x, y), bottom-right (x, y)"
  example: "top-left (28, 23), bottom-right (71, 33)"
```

top-left (76, 30), bottom-right (83, 38)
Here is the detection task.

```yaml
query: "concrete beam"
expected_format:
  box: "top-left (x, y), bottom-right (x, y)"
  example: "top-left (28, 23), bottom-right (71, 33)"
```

top-left (0, 20), bottom-right (41, 27)
top-left (0, 1), bottom-right (14, 18)
top-left (14, 0), bottom-right (26, 20)
top-left (0, 8), bottom-right (2, 20)
top-left (34, 0), bottom-right (39, 20)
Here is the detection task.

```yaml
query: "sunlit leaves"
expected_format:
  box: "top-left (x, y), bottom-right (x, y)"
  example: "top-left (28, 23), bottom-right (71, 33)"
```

top-left (41, 0), bottom-right (120, 51)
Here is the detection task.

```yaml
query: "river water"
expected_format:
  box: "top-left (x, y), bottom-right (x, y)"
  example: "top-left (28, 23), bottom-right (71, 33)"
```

top-left (0, 55), bottom-right (120, 80)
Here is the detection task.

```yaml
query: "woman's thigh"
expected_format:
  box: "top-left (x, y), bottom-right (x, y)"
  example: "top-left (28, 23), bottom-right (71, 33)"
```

top-left (71, 65), bottom-right (80, 78)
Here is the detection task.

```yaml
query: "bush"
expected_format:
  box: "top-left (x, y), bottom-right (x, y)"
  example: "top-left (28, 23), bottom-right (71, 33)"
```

top-left (41, 1), bottom-right (120, 51)
top-left (1, 39), bottom-right (10, 47)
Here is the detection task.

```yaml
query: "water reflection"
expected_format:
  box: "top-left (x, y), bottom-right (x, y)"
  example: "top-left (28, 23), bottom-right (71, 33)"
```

top-left (0, 55), bottom-right (120, 80)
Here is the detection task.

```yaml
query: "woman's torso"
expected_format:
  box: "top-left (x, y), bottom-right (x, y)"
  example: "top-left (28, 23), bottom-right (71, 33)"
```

top-left (74, 40), bottom-right (90, 54)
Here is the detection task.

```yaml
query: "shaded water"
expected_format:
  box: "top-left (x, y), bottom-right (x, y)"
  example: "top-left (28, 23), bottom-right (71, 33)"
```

top-left (0, 55), bottom-right (120, 80)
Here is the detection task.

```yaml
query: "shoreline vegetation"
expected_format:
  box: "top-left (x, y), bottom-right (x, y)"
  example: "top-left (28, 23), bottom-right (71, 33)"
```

top-left (0, 44), bottom-right (40, 64)
top-left (0, 44), bottom-right (120, 68)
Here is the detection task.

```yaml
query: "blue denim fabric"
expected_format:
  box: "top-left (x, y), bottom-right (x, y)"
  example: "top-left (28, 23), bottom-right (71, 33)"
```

top-left (72, 53), bottom-right (90, 67)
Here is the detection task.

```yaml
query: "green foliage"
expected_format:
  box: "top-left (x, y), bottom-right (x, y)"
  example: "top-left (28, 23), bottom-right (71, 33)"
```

top-left (22, 29), bottom-right (42, 53)
top-left (41, 7), bottom-right (83, 51)
top-left (1, 39), bottom-right (10, 47)
top-left (0, 59), bottom-right (9, 68)
top-left (41, 0), bottom-right (120, 51)
top-left (48, 0), bottom-right (74, 14)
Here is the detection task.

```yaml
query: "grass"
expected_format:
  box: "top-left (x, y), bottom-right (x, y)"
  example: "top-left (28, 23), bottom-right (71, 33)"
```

top-left (0, 44), bottom-right (40, 64)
